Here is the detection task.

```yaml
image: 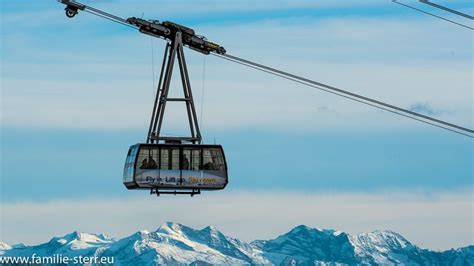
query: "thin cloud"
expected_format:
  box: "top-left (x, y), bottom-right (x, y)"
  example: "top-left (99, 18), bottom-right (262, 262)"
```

top-left (408, 102), bottom-right (450, 116)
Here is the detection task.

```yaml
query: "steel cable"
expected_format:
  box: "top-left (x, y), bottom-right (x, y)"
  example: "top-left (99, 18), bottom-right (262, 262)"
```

top-left (392, 0), bottom-right (473, 30)
top-left (213, 53), bottom-right (473, 138)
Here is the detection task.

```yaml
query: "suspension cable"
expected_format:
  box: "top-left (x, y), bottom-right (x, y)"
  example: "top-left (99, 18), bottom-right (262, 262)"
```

top-left (213, 53), bottom-right (473, 138)
top-left (419, 0), bottom-right (474, 20)
top-left (200, 56), bottom-right (206, 140)
top-left (83, 9), bottom-right (137, 29)
top-left (392, 0), bottom-right (473, 30)
top-left (151, 37), bottom-right (156, 97)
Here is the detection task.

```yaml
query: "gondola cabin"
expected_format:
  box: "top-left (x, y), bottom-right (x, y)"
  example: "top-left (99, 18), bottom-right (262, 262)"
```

top-left (123, 144), bottom-right (228, 193)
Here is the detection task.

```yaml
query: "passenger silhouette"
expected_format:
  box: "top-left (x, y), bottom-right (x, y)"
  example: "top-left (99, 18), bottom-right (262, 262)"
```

top-left (204, 156), bottom-right (217, 170)
top-left (148, 156), bottom-right (157, 169)
top-left (182, 154), bottom-right (190, 170)
top-left (211, 155), bottom-right (218, 170)
top-left (140, 158), bottom-right (148, 169)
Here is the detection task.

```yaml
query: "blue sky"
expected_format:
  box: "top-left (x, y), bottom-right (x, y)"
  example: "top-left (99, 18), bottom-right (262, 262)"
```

top-left (1, 0), bottom-right (473, 249)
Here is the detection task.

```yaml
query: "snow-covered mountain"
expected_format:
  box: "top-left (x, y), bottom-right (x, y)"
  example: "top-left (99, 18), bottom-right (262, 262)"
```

top-left (1, 223), bottom-right (472, 265)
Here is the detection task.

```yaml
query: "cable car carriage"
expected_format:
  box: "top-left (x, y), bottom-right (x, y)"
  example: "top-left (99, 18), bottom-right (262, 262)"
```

top-left (58, 0), bottom-right (231, 196)
top-left (123, 143), bottom-right (228, 195)
top-left (118, 20), bottom-right (229, 196)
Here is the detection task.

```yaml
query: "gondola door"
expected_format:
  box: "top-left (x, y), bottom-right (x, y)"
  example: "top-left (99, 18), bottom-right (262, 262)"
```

top-left (159, 147), bottom-right (181, 187)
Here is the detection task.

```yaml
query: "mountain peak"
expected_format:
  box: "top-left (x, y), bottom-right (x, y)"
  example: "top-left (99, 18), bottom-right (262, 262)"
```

top-left (349, 229), bottom-right (415, 263)
top-left (201, 225), bottom-right (222, 238)
top-left (363, 230), bottom-right (411, 247)
top-left (292, 224), bottom-right (316, 231)
top-left (204, 225), bottom-right (218, 231)
top-left (51, 231), bottom-right (113, 246)
top-left (287, 224), bottom-right (319, 234)
top-left (156, 222), bottom-right (187, 235)
top-left (286, 224), bottom-right (341, 237)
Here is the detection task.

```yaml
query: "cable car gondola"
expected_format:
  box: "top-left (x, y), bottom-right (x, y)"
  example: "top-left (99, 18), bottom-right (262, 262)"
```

top-left (58, 0), bottom-right (231, 196)
top-left (123, 143), bottom-right (228, 194)
top-left (119, 23), bottom-right (229, 196)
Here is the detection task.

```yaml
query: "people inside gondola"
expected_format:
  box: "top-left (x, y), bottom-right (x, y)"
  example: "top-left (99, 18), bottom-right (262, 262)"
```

top-left (204, 156), bottom-right (217, 170)
top-left (140, 158), bottom-right (148, 169)
top-left (147, 156), bottom-right (157, 169)
top-left (211, 155), bottom-right (218, 170)
top-left (182, 154), bottom-right (190, 170)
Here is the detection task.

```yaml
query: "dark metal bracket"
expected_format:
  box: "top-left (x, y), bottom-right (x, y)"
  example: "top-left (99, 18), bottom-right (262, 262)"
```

top-left (150, 188), bottom-right (201, 197)
top-left (147, 32), bottom-right (202, 145)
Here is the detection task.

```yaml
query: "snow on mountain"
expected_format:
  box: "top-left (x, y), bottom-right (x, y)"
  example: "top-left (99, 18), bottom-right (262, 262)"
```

top-left (0, 242), bottom-right (11, 256)
top-left (0, 242), bottom-right (11, 250)
top-left (251, 224), bottom-right (358, 265)
top-left (1, 223), bottom-right (472, 265)
top-left (349, 230), bottom-right (416, 264)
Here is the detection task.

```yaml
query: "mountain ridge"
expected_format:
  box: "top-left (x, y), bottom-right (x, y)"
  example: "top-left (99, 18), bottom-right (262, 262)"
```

top-left (1, 222), bottom-right (472, 265)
